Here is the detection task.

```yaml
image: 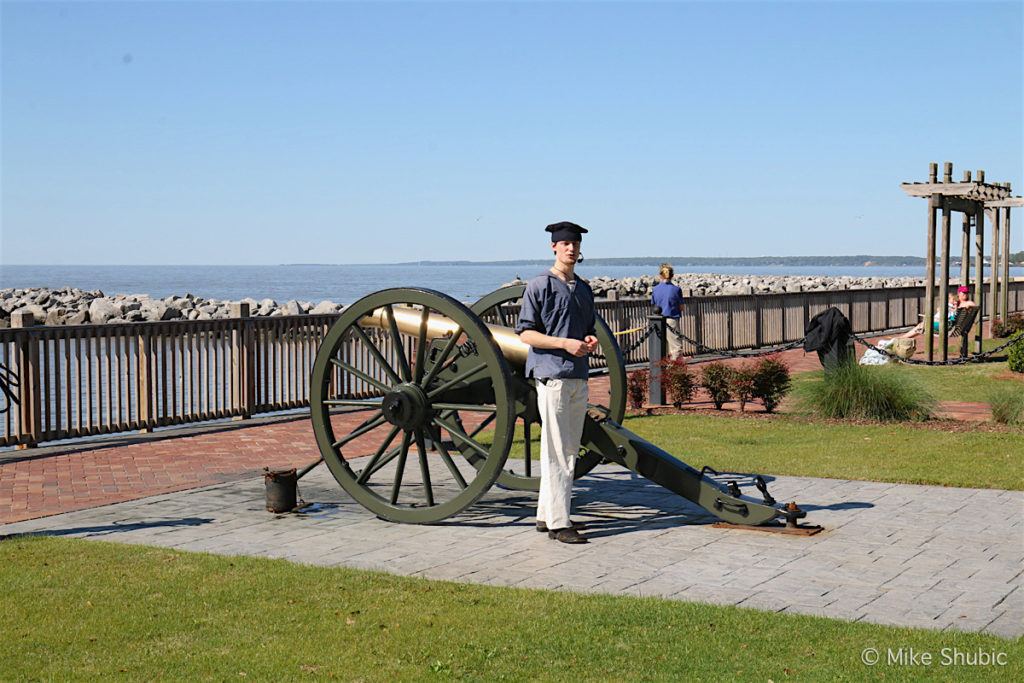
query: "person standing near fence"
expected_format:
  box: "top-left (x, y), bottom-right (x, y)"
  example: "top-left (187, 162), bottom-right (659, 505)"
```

top-left (515, 221), bottom-right (598, 544)
top-left (651, 264), bottom-right (685, 359)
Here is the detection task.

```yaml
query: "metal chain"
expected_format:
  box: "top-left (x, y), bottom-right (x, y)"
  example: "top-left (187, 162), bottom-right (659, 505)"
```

top-left (665, 324), bottom-right (806, 360)
top-left (987, 332), bottom-right (1024, 355)
top-left (850, 331), bottom-right (1024, 366)
top-left (620, 325), bottom-right (657, 357)
top-left (621, 321), bottom-right (1023, 368)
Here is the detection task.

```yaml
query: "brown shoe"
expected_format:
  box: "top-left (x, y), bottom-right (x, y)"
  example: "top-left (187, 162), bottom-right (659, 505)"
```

top-left (535, 520), bottom-right (586, 533)
top-left (547, 527), bottom-right (588, 544)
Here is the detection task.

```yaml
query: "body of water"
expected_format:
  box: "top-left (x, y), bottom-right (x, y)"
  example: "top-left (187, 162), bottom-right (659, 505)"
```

top-left (2, 264), bottom-right (1022, 305)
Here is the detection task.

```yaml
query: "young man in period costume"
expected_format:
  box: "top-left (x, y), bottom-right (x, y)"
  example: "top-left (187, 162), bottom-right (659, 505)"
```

top-left (515, 221), bottom-right (598, 544)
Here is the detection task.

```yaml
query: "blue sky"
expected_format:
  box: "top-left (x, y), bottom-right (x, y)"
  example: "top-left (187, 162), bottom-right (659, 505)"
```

top-left (2, 0), bottom-right (1021, 265)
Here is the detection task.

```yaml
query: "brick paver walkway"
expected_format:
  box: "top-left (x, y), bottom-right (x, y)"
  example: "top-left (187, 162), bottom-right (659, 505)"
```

top-left (0, 419), bottom-right (322, 524)
top-left (2, 463), bottom-right (1020, 638)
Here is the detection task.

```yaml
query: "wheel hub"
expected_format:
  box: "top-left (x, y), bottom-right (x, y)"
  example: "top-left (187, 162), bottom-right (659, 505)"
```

top-left (382, 384), bottom-right (429, 430)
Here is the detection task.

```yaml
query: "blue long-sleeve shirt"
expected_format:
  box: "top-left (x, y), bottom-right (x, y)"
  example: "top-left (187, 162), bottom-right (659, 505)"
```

top-left (514, 272), bottom-right (596, 380)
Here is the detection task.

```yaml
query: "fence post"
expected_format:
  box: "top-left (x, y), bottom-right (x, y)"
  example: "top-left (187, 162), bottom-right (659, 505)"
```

top-left (605, 289), bottom-right (623, 337)
top-left (680, 289), bottom-right (694, 354)
top-left (781, 292), bottom-right (789, 341)
top-left (137, 329), bottom-right (154, 431)
top-left (231, 303), bottom-right (254, 419)
top-left (693, 296), bottom-right (704, 355)
top-left (647, 312), bottom-right (666, 406)
top-left (800, 286), bottom-right (810, 336)
top-left (882, 283), bottom-right (890, 330)
top-left (753, 291), bottom-right (763, 349)
top-left (11, 311), bottom-right (40, 449)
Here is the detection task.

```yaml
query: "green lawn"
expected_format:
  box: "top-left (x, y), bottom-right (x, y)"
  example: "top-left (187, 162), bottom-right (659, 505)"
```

top-left (493, 412), bottom-right (1023, 491)
top-left (1, 537), bottom-right (1019, 681)
top-left (791, 362), bottom-right (1023, 404)
top-left (626, 413), bottom-right (1023, 491)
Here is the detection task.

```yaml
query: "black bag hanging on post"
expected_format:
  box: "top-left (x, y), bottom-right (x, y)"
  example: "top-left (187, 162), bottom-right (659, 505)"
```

top-left (803, 307), bottom-right (854, 371)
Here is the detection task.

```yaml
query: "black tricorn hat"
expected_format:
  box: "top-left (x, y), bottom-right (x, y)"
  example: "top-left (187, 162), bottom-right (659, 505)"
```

top-left (545, 221), bottom-right (588, 243)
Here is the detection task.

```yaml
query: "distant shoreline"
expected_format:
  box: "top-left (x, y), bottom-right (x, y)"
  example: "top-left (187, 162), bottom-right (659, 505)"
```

top-left (291, 255), bottom-right (1024, 268)
top-left (6, 256), bottom-right (1021, 268)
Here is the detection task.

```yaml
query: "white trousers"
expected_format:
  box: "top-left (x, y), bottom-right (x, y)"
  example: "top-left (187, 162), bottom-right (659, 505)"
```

top-left (665, 317), bottom-right (683, 360)
top-left (535, 378), bottom-right (588, 530)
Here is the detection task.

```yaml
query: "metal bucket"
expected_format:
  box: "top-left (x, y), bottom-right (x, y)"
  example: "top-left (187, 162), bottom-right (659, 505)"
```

top-left (264, 468), bottom-right (298, 513)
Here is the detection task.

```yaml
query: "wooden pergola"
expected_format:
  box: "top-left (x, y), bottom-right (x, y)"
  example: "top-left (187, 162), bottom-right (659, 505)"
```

top-left (902, 162), bottom-right (1023, 361)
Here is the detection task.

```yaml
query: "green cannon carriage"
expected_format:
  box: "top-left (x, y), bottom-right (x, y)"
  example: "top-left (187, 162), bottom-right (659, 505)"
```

top-left (309, 286), bottom-right (812, 530)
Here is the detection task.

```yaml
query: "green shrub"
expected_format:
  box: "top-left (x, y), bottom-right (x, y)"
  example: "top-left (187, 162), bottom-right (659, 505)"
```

top-left (987, 384), bottom-right (1024, 425)
top-left (1008, 335), bottom-right (1024, 374)
top-left (991, 313), bottom-right (1024, 338)
top-left (752, 356), bottom-right (792, 413)
top-left (798, 363), bottom-right (935, 421)
top-left (728, 364), bottom-right (756, 412)
top-left (659, 357), bottom-right (695, 407)
top-left (700, 362), bottom-right (732, 410)
top-left (627, 369), bottom-right (649, 411)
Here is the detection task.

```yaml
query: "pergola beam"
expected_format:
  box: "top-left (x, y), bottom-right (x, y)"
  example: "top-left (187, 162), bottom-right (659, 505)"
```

top-left (984, 197), bottom-right (1024, 208)
top-left (901, 182), bottom-right (1011, 201)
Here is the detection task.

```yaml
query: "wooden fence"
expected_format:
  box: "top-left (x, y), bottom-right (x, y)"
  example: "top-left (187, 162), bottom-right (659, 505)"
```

top-left (2, 280), bottom-right (1022, 448)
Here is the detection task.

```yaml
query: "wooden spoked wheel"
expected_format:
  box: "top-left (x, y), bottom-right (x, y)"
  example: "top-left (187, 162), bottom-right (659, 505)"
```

top-left (310, 288), bottom-right (516, 523)
top-left (451, 285), bottom-right (628, 492)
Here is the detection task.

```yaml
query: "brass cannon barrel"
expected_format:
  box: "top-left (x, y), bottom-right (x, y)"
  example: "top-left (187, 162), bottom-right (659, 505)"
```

top-left (359, 306), bottom-right (530, 367)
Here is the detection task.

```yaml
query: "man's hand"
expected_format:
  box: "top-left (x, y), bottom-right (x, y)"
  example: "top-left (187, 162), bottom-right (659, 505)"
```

top-left (563, 336), bottom-right (599, 357)
top-left (562, 338), bottom-right (590, 357)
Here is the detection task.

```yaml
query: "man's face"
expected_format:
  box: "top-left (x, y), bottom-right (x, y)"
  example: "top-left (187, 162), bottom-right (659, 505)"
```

top-left (552, 240), bottom-right (580, 266)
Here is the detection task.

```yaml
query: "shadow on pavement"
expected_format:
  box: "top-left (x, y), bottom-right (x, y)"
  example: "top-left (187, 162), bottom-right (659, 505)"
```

top-left (1, 517), bottom-right (213, 540)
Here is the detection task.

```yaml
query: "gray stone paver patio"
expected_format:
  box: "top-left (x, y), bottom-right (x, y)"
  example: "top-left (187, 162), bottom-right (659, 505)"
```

top-left (2, 463), bottom-right (1021, 639)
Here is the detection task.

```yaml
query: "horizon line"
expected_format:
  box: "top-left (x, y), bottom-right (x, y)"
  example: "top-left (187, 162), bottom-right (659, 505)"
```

top-left (0, 254), bottom-right (954, 268)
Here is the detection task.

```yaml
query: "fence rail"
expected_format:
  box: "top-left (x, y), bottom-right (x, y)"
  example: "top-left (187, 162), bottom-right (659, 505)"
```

top-left (2, 280), bottom-right (1022, 448)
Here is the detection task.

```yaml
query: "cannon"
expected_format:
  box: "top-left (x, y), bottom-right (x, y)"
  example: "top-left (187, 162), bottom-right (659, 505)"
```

top-left (309, 286), bottom-right (813, 530)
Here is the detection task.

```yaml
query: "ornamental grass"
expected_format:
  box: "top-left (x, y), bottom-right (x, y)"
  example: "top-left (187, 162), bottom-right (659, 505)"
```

top-left (798, 362), bottom-right (935, 422)
top-left (987, 384), bottom-right (1024, 425)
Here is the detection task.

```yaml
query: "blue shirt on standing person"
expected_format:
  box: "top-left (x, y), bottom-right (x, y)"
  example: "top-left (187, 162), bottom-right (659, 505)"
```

top-left (515, 272), bottom-right (596, 380)
top-left (652, 281), bottom-right (684, 320)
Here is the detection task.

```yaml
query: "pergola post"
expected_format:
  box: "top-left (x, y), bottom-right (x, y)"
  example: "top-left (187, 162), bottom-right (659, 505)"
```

top-left (991, 206), bottom-right (1001, 325)
top-left (938, 197), bottom-right (952, 360)
top-left (961, 211), bottom-right (971, 286)
top-left (1001, 184), bottom-right (1012, 322)
top-left (974, 202), bottom-right (985, 353)
top-left (925, 191), bottom-right (938, 362)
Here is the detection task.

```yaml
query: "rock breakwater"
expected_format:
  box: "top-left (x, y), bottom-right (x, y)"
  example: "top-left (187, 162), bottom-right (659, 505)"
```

top-left (0, 287), bottom-right (344, 328)
top-left (3, 275), bottom-right (927, 326)
top-left (508, 273), bottom-right (925, 298)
